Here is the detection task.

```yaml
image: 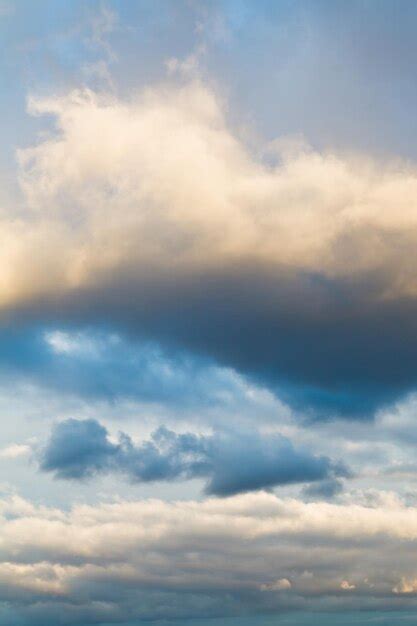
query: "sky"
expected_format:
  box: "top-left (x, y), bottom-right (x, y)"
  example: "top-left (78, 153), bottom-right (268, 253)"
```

top-left (3, 0), bottom-right (417, 624)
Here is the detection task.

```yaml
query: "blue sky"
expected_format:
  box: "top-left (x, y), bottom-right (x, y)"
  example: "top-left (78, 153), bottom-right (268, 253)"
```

top-left (3, 1), bottom-right (417, 624)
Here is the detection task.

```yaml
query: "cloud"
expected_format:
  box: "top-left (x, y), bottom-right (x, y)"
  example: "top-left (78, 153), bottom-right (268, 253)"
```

top-left (0, 491), bottom-right (417, 622)
top-left (1, 79), bottom-right (417, 415)
top-left (302, 477), bottom-right (344, 501)
top-left (40, 418), bottom-right (118, 480)
top-left (340, 580), bottom-right (356, 591)
top-left (39, 418), bottom-right (346, 496)
top-left (260, 578), bottom-right (292, 592)
top-left (0, 325), bottom-right (274, 414)
top-left (0, 444), bottom-right (30, 459)
top-left (393, 578), bottom-right (417, 594)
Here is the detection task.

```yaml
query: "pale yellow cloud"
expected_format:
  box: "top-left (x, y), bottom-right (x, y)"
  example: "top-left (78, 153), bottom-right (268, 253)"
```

top-left (393, 577), bottom-right (417, 594)
top-left (0, 443), bottom-right (30, 459)
top-left (2, 79), bottom-right (417, 311)
top-left (260, 578), bottom-right (292, 592)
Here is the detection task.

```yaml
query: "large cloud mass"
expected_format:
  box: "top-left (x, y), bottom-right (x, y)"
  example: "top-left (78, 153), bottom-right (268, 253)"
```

top-left (3, 80), bottom-right (417, 413)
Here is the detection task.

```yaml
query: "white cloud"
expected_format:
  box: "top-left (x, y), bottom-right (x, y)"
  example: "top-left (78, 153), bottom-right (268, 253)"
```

top-left (0, 444), bottom-right (30, 459)
top-left (0, 491), bottom-right (416, 621)
top-left (0, 78), bottom-right (416, 311)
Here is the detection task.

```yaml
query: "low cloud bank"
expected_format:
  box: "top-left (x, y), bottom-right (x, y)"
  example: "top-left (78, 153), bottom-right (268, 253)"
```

top-left (0, 491), bottom-right (417, 624)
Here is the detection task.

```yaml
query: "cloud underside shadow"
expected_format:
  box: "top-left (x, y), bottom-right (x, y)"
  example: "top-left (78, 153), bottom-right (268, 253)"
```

top-left (15, 263), bottom-right (417, 417)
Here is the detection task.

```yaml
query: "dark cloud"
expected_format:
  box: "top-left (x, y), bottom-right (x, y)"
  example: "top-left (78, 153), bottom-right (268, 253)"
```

top-left (5, 255), bottom-right (417, 419)
top-left (19, 261), bottom-right (417, 418)
top-left (39, 419), bottom-right (348, 496)
top-left (39, 418), bottom-right (118, 480)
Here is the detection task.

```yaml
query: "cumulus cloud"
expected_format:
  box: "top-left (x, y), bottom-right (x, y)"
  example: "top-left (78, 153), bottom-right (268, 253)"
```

top-left (16, 81), bottom-right (417, 287)
top-left (1, 78), bottom-right (417, 414)
top-left (0, 491), bottom-right (416, 623)
top-left (39, 419), bottom-right (346, 496)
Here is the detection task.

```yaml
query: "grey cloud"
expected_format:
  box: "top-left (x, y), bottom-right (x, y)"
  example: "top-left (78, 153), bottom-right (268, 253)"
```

top-left (36, 263), bottom-right (417, 417)
top-left (302, 477), bottom-right (345, 501)
top-left (39, 419), bottom-right (347, 496)
top-left (39, 418), bottom-right (118, 480)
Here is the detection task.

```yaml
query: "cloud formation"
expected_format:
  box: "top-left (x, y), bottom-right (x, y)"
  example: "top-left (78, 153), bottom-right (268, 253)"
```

top-left (0, 491), bottom-right (417, 624)
top-left (39, 419), bottom-right (345, 496)
top-left (0, 79), bottom-right (416, 414)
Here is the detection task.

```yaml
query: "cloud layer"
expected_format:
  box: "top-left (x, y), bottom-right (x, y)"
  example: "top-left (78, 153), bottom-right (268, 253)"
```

top-left (0, 491), bottom-right (417, 624)
top-left (39, 419), bottom-right (346, 496)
